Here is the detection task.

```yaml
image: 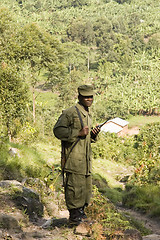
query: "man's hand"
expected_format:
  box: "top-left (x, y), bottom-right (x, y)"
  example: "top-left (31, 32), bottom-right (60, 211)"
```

top-left (78, 126), bottom-right (89, 137)
top-left (91, 126), bottom-right (100, 139)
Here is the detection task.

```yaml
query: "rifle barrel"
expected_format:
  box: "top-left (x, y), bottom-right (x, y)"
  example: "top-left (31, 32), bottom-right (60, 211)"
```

top-left (98, 120), bottom-right (108, 128)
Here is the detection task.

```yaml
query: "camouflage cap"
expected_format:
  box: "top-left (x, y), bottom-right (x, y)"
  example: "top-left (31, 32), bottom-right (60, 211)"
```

top-left (78, 84), bottom-right (94, 96)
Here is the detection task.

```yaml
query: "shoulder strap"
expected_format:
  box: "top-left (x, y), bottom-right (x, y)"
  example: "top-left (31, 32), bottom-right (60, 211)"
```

top-left (75, 106), bottom-right (84, 128)
top-left (69, 106), bottom-right (84, 153)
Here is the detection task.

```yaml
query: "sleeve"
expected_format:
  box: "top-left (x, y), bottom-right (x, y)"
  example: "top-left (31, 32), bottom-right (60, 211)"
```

top-left (53, 111), bottom-right (80, 142)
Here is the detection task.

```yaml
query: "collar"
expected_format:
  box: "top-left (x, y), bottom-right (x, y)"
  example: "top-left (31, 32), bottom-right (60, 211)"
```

top-left (76, 103), bottom-right (89, 117)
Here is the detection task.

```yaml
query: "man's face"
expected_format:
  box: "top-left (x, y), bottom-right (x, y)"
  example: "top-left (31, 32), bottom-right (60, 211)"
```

top-left (79, 95), bottom-right (93, 108)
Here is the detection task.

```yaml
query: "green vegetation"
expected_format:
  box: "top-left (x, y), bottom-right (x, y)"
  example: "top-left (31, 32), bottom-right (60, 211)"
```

top-left (123, 185), bottom-right (160, 216)
top-left (0, 0), bottom-right (160, 126)
top-left (122, 122), bottom-right (160, 216)
top-left (0, 141), bottom-right (49, 180)
top-left (91, 122), bottom-right (160, 216)
top-left (0, 121), bottom-right (159, 237)
top-left (127, 115), bottom-right (160, 128)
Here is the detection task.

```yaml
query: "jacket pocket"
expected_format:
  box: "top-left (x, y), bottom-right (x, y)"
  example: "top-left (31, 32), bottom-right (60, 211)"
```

top-left (73, 116), bottom-right (81, 129)
top-left (65, 152), bottom-right (86, 174)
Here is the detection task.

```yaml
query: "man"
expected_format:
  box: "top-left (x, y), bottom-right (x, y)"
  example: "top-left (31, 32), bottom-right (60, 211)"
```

top-left (53, 85), bottom-right (100, 226)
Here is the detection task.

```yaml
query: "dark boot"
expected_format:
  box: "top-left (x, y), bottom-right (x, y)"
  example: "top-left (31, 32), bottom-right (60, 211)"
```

top-left (78, 206), bottom-right (87, 219)
top-left (78, 206), bottom-right (96, 225)
top-left (69, 208), bottom-right (82, 226)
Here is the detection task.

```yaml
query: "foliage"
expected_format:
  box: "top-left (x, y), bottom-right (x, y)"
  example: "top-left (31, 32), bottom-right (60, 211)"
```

top-left (122, 123), bottom-right (160, 216)
top-left (93, 55), bottom-right (160, 120)
top-left (14, 23), bottom-right (66, 86)
top-left (0, 0), bottom-right (160, 136)
top-left (130, 122), bottom-right (160, 185)
top-left (63, 41), bottom-right (89, 71)
top-left (0, 0), bottom-right (160, 223)
top-left (127, 115), bottom-right (160, 128)
top-left (0, 7), bottom-right (67, 137)
top-left (91, 122), bottom-right (160, 217)
top-left (92, 132), bottom-right (136, 164)
top-left (0, 66), bottom-right (29, 139)
top-left (17, 122), bottom-right (38, 144)
top-left (66, 18), bottom-right (95, 45)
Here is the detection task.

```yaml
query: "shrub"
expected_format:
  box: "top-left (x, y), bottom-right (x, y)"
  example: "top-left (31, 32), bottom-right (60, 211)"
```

top-left (130, 122), bottom-right (160, 185)
top-left (92, 132), bottom-right (136, 164)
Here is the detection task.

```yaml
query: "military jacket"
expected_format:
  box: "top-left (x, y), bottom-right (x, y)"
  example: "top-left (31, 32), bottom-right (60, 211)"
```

top-left (53, 103), bottom-right (93, 175)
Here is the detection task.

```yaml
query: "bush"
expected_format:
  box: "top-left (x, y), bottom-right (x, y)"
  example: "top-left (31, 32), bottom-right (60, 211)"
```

top-left (92, 132), bottom-right (136, 164)
top-left (130, 122), bottom-right (160, 185)
top-left (86, 186), bottom-right (134, 238)
top-left (123, 123), bottom-right (160, 216)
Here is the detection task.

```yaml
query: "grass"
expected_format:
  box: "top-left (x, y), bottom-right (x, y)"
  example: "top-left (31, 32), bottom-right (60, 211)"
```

top-left (1, 113), bottom-right (159, 219)
top-left (87, 186), bottom-right (140, 238)
top-left (0, 141), bottom-right (51, 181)
top-left (127, 115), bottom-right (160, 128)
top-left (92, 158), bottom-right (135, 204)
top-left (35, 90), bottom-right (57, 109)
top-left (92, 158), bottom-right (134, 189)
top-left (123, 184), bottom-right (160, 217)
top-left (31, 139), bottom-right (61, 167)
top-left (123, 213), bottom-right (152, 236)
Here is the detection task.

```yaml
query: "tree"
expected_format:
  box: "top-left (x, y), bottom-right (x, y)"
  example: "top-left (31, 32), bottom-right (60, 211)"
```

top-left (145, 33), bottom-right (160, 58)
top-left (93, 17), bottom-right (112, 47)
top-left (63, 41), bottom-right (89, 72)
top-left (114, 0), bottom-right (131, 4)
top-left (0, 8), bottom-right (66, 129)
top-left (0, 65), bottom-right (29, 140)
top-left (111, 34), bottom-right (133, 68)
top-left (0, 8), bottom-right (29, 139)
top-left (13, 23), bottom-right (66, 122)
top-left (67, 18), bottom-right (95, 45)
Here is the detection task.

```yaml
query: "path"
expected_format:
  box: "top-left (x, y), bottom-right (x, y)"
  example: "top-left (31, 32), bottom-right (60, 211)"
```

top-left (118, 206), bottom-right (160, 240)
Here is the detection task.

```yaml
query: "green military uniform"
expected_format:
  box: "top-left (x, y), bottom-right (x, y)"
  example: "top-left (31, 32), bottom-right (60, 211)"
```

top-left (53, 102), bottom-right (93, 209)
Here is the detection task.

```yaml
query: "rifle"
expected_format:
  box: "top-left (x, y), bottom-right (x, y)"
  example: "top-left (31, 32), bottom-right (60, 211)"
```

top-left (61, 141), bottom-right (66, 170)
top-left (97, 120), bottom-right (108, 128)
top-left (61, 141), bottom-right (66, 187)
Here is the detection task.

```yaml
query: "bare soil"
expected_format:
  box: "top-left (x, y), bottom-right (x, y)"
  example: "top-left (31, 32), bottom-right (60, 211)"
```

top-left (118, 206), bottom-right (160, 239)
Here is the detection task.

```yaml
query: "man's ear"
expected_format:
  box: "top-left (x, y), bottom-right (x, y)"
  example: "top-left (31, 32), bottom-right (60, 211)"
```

top-left (78, 94), bottom-right (83, 102)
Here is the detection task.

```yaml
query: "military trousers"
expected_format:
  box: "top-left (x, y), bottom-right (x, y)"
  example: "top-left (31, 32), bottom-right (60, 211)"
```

top-left (65, 172), bottom-right (92, 210)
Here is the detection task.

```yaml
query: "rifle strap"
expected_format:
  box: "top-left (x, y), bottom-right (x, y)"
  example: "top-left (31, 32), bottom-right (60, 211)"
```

top-left (68, 106), bottom-right (84, 154)
top-left (75, 106), bottom-right (84, 128)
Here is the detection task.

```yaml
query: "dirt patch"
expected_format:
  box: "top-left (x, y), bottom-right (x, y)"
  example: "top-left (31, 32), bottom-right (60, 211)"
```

top-left (118, 206), bottom-right (160, 235)
top-left (126, 127), bottom-right (140, 136)
top-left (120, 126), bottom-right (140, 137)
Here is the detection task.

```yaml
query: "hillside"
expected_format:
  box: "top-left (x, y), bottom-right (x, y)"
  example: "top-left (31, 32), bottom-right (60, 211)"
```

top-left (0, 162), bottom-right (159, 239)
top-left (0, 120), bottom-right (160, 239)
